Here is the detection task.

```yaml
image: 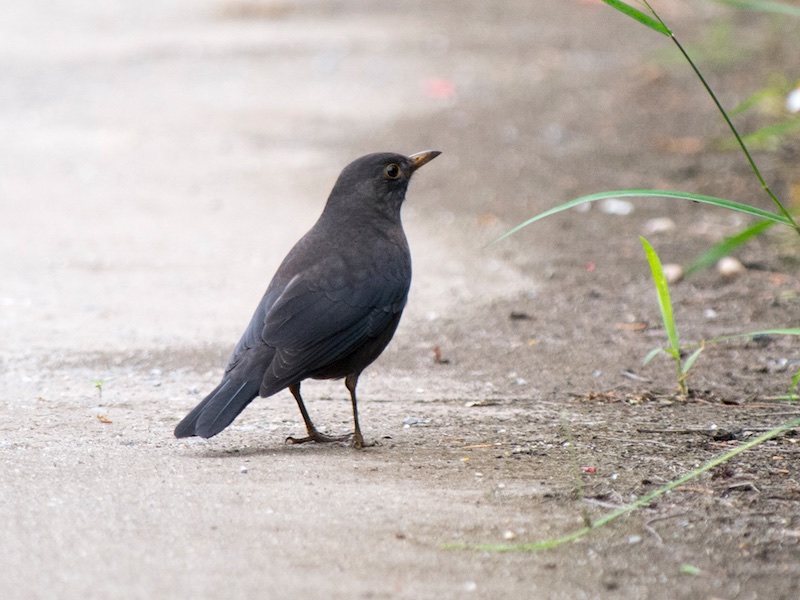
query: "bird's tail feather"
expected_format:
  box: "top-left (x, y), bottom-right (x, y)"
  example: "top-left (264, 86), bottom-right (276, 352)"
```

top-left (174, 379), bottom-right (261, 439)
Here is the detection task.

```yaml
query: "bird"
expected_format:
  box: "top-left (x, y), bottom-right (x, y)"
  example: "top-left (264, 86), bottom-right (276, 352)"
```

top-left (174, 150), bottom-right (441, 449)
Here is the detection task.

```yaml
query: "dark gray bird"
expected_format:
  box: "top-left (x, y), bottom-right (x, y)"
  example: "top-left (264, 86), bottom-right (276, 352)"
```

top-left (175, 150), bottom-right (440, 448)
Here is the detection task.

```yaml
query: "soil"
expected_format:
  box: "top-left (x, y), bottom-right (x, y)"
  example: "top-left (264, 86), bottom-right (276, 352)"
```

top-left (2, 1), bottom-right (799, 599)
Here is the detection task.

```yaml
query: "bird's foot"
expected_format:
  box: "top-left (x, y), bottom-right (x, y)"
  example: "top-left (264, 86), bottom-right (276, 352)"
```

top-left (285, 430), bottom-right (375, 449)
top-left (286, 431), bottom-right (352, 446)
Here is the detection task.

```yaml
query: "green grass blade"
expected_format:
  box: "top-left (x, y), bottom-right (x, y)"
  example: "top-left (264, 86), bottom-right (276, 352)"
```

top-left (664, 35), bottom-right (800, 233)
top-left (601, 0), bottom-right (671, 35)
top-left (715, 0), bottom-right (800, 17)
top-left (716, 117), bottom-right (800, 151)
top-left (684, 219), bottom-right (775, 277)
top-left (729, 83), bottom-right (789, 117)
top-left (682, 345), bottom-right (705, 374)
top-left (490, 189), bottom-right (793, 245)
top-left (681, 564), bottom-right (703, 576)
top-left (446, 416), bottom-right (800, 552)
top-left (747, 328), bottom-right (800, 335)
top-left (643, 346), bottom-right (665, 365)
top-left (790, 370), bottom-right (800, 400)
top-left (714, 328), bottom-right (800, 342)
top-left (640, 238), bottom-right (680, 355)
top-left (677, 328), bottom-right (800, 354)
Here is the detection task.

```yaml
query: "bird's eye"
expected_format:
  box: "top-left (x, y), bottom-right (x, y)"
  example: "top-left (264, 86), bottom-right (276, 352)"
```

top-left (384, 163), bottom-right (401, 179)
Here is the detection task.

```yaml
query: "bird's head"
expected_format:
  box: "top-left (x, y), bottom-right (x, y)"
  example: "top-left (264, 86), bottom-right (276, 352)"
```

top-left (324, 150), bottom-right (441, 222)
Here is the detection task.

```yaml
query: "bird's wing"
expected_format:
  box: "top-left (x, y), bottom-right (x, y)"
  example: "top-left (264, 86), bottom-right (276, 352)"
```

top-left (261, 265), bottom-right (408, 383)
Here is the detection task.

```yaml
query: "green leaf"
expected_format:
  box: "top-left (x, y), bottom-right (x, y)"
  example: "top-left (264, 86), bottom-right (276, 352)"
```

top-left (643, 346), bottom-right (665, 365)
top-left (490, 189), bottom-right (793, 245)
top-left (680, 564), bottom-right (702, 576)
top-left (641, 238), bottom-right (680, 356)
top-left (682, 345), bottom-right (705, 374)
top-left (679, 328), bottom-right (800, 351)
top-left (602, 0), bottom-right (671, 36)
top-left (684, 219), bottom-right (775, 277)
top-left (718, 328), bottom-right (800, 341)
top-left (790, 369), bottom-right (800, 396)
top-left (715, 0), bottom-right (800, 18)
top-left (729, 82), bottom-right (790, 117)
top-left (716, 117), bottom-right (800, 151)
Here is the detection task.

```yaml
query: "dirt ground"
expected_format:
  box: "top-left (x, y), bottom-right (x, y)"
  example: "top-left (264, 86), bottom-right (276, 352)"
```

top-left (2, 1), bottom-right (799, 599)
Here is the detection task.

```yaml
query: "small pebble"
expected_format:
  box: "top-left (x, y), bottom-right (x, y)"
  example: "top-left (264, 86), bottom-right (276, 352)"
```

top-left (703, 308), bottom-right (718, 320)
top-left (503, 530), bottom-right (517, 540)
top-left (240, 466), bottom-right (248, 474)
top-left (628, 534), bottom-right (642, 545)
top-left (600, 198), bottom-right (634, 216)
top-left (662, 263), bottom-right (684, 284)
top-left (643, 217), bottom-right (676, 234)
top-left (717, 256), bottom-right (744, 278)
top-left (787, 87), bottom-right (800, 113)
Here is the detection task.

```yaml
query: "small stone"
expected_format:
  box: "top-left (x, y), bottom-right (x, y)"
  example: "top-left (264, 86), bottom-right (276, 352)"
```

top-left (703, 308), bottom-right (718, 320)
top-left (240, 466), bottom-right (248, 474)
top-left (662, 263), bottom-right (684, 284)
top-left (503, 530), bottom-right (517, 540)
top-left (787, 87), bottom-right (800, 113)
top-left (717, 256), bottom-right (744, 278)
top-left (643, 217), bottom-right (676, 234)
top-left (600, 198), bottom-right (634, 216)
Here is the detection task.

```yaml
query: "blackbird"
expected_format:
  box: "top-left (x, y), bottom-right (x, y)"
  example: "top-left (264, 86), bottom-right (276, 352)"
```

top-left (174, 150), bottom-right (440, 448)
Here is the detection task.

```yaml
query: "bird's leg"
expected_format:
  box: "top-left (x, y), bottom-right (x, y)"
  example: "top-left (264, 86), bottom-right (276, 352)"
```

top-left (345, 372), bottom-right (374, 449)
top-left (285, 383), bottom-right (352, 445)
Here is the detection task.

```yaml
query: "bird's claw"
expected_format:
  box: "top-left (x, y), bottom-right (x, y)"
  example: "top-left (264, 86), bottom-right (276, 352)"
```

top-left (285, 432), bottom-right (352, 445)
top-left (285, 431), bottom-right (374, 449)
